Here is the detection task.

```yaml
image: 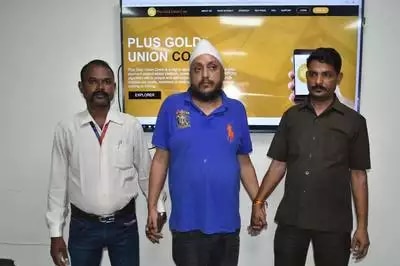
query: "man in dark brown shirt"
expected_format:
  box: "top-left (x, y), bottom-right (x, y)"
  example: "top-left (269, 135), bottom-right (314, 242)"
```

top-left (251, 48), bottom-right (371, 266)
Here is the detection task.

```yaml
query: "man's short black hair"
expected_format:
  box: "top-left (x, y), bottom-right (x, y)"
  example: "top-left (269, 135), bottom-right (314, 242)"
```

top-left (307, 48), bottom-right (342, 74)
top-left (80, 59), bottom-right (114, 81)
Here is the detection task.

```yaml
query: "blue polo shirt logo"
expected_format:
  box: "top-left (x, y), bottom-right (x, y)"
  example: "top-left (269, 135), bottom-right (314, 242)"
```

top-left (226, 123), bottom-right (235, 143)
top-left (175, 109), bottom-right (190, 129)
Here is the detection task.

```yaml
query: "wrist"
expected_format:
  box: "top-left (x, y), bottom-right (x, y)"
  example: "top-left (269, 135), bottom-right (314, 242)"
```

top-left (147, 202), bottom-right (158, 211)
top-left (357, 223), bottom-right (368, 231)
top-left (252, 199), bottom-right (267, 207)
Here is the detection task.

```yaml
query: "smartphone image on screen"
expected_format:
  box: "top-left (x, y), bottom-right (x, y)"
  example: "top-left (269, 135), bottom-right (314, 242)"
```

top-left (293, 49), bottom-right (314, 102)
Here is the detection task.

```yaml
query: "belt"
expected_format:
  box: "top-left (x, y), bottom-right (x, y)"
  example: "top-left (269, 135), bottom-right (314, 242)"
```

top-left (70, 198), bottom-right (135, 223)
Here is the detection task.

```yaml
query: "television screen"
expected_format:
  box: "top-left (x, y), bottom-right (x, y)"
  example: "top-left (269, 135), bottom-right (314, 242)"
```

top-left (120, 0), bottom-right (364, 132)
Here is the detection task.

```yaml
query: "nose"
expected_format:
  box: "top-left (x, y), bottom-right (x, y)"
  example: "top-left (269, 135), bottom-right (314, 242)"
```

top-left (202, 68), bottom-right (209, 79)
top-left (316, 74), bottom-right (323, 85)
top-left (97, 80), bottom-right (105, 91)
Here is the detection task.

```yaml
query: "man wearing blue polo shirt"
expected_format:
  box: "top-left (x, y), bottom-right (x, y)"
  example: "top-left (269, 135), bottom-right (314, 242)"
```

top-left (145, 39), bottom-right (262, 266)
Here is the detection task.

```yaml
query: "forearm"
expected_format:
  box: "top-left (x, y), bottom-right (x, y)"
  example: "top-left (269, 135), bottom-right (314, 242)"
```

top-left (46, 127), bottom-right (68, 238)
top-left (46, 174), bottom-right (68, 237)
top-left (148, 164), bottom-right (167, 210)
top-left (46, 198), bottom-right (67, 237)
top-left (240, 165), bottom-right (259, 201)
top-left (238, 154), bottom-right (259, 200)
top-left (351, 170), bottom-right (369, 229)
top-left (148, 149), bottom-right (169, 210)
top-left (135, 129), bottom-right (152, 198)
top-left (255, 160), bottom-right (286, 202)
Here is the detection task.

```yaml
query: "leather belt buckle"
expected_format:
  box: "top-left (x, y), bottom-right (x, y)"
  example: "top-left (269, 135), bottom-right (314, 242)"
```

top-left (98, 214), bottom-right (115, 223)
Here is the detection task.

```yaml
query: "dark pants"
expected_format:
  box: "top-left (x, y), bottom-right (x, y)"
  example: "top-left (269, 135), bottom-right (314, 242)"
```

top-left (68, 212), bottom-right (139, 266)
top-left (274, 224), bottom-right (351, 266)
top-left (172, 230), bottom-right (240, 266)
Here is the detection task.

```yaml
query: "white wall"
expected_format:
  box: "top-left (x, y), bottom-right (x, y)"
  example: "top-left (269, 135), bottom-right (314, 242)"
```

top-left (0, 0), bottom-right (398, 265)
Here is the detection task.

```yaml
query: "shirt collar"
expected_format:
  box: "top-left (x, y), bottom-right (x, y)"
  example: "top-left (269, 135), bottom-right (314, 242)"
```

top-left (79, 108), bottom-right (124, 126)
top-left (299, 94), bottom-right (345, 115)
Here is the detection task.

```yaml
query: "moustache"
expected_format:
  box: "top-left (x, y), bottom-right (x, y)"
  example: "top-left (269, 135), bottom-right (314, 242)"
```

top-left (311, 85), bottom-right (327, 91)
top-left (199, 80), bottom-right (214, 87)
top-left (91, 91), bottom-right (109, 100)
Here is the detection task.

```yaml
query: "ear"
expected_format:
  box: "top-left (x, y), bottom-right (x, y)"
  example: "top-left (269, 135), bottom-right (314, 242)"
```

top-left (337, 72), bottom-right (343, 85)
top-left (78, 81), bottom-right (83, 94)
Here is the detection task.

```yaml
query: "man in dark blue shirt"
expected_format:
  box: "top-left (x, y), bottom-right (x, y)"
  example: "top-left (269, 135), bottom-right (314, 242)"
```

top-left (146, 39), bottom-right (261, 266)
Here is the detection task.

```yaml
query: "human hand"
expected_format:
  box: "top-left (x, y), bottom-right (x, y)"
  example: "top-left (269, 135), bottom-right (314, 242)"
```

top-left (146, 208), bottom-right (164, 243)
top-left (288, 70), bottom-right (295, 103)
top-left (249, 203), bottom-right (267, 236)
top-left (50, 237), bottom-right (69, 266)
top-left (157, 212), bottom-right (167, 233)
top-left (351, 228), bottom-right (370, 261)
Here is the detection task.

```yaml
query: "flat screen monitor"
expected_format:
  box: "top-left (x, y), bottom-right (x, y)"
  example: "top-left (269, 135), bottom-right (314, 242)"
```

top-left (120, 0), bottom-right (364, 132)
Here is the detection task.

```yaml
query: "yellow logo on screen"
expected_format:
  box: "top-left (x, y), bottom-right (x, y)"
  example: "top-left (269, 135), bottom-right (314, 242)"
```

top-left (147, 7), bottom-right (157, 17)
top-left (297, 63), bottom-right (307, 83)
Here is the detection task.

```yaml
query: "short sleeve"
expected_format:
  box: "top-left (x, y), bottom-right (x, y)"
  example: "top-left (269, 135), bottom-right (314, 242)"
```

top-left (349, 116), bottom-right (371, 170)
top-left (267, 111), bottom-right (289, 162)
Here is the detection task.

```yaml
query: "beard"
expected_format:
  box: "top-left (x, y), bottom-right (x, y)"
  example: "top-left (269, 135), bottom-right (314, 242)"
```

top-left (89, 91), bottom-right (112, 106)
top-left (189, 80), bottom-right (223, 102)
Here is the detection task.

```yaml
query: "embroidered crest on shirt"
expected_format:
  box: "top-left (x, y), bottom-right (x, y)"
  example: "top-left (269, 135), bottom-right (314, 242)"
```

top-left (226, 123), bottom-right (235, 142)
top-left (176, 110), bottom-right (191, 128)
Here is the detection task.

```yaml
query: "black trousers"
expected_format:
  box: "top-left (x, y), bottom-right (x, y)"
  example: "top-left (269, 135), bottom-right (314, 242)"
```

top-left (172, 230), bottom-right (240, 266)
top-left (274, 224), bottom-right (351, 266)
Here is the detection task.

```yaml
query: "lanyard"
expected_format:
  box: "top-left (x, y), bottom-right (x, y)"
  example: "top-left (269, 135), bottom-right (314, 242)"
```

top-left (89, 121), bottom-right (110, 145)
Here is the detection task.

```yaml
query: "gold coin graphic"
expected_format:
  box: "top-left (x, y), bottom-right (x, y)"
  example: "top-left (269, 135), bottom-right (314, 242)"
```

top-left (298, 63), bottom-right (307, 83)
top-left (147, 7), bottom-right (157, 17)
